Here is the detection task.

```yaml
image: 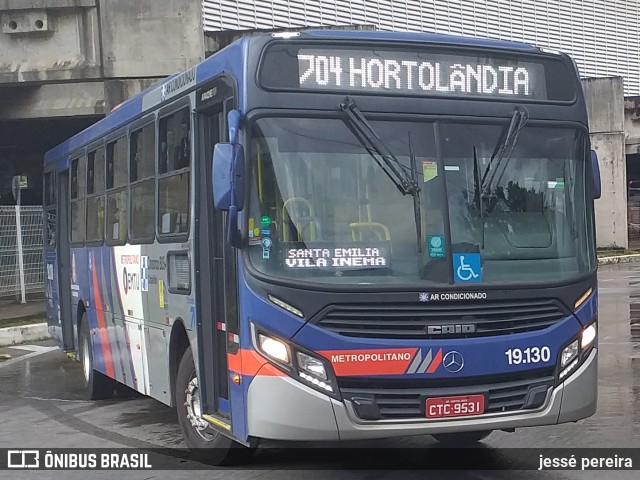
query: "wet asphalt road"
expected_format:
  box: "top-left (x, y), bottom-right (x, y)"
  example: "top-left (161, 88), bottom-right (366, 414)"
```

top-left (1, 263), bottom-right (640, 479)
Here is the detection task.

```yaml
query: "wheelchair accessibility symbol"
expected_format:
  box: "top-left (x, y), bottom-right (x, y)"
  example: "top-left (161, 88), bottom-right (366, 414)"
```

top-left (453, 253), bottom-right (482, 283)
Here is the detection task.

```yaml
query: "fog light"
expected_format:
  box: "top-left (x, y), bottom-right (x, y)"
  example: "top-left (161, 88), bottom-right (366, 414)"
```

top-left (559, 358), bottom-right (579, 380)
top-left (297, 352), bottom-right (327, 380)
top-left (299, 371), bottom-right (334, 392)
top-left (258, 334), bottom-right (290, 364)
top-left (560, 340), bottom-right (579, 368)
top-left (581, 323), bottom-right (597, 349)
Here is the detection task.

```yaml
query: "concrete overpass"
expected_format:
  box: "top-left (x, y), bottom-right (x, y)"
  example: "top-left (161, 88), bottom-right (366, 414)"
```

top-left (0, 0), bottom-right (204, 205)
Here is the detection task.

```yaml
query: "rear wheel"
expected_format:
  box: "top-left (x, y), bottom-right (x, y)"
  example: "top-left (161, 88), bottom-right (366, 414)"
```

top-left (78, 313), bottom-right (115, 400)
top-left (432, 430), bottom-right (493, 446)
top-left (176, 346), bottom-right (255, 465)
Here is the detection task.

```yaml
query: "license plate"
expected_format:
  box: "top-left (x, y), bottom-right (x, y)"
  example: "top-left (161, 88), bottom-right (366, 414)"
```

top-left (425, 394), bottom-right (485, 418)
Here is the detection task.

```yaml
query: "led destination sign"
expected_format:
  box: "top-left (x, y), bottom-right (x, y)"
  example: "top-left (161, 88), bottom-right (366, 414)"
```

top-left (297, 49), bottom-right (546, 99)
top-left (258, 44), bottom-right (577, 101)
top-left (282, 242), bottom-right (390, 270)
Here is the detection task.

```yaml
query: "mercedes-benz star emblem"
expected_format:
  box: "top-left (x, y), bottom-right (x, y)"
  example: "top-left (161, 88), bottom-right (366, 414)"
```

top-left (443, 351), bottom-right (464, 373)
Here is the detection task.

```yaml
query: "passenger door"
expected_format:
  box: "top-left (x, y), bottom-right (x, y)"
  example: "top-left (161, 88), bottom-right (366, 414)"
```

top-left (194, 80), bottom-right (238, 426)
top-left (56, 169), bottom-right (74, 350)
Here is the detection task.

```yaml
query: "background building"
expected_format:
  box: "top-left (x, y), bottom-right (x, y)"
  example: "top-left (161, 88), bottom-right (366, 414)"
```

top-left (203, 0), bottom-right (640, 95)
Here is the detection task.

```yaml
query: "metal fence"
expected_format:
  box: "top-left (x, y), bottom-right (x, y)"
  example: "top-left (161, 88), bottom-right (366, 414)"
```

top-left (0, 206), bottom-right (44, 301)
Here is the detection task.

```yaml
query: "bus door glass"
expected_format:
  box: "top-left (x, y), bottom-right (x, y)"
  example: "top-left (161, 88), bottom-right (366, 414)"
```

top-left (195, 80), bottom-right (236, 421)
top-left (56, 168), bottom-right (74, 350)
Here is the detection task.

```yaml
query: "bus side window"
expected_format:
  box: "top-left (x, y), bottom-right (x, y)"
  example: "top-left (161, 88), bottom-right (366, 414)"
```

top-left (130, 122), bottom-right (156, 242)
top-left (158, 107), bottom-right (191, 237)
top-left (159, 107), bottom-right (191, 174)
top-left (86, 147), bottom-right (105, 243)
top-left (176, 123), bottom-right (190, 170)
top-left (70, 156), bottom-right (86, 244)
top-left (44, 171), bottom-right (57, 247)
top-left (106, 137), bottom-right (128, 245)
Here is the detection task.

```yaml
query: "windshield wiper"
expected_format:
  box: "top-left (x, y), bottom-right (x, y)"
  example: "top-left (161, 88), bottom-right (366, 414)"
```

top-left (473, 145), bottom-right (486, 249)
top-left (339, 97), bottom-right (420, 196)
top-left (481, 106), bottom-right (529, 197)
top-left (408, 131), bottom-right (422, 253)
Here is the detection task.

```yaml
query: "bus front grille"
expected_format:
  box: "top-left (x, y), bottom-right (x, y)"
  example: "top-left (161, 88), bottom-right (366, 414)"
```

top-left (314, 299), bottom-right (569, 339)
top-left (339, 371), bottom-right (555, 421)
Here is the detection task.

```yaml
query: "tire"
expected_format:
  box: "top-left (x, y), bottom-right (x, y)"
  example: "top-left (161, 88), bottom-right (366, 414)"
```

top-left (79, 313), bottom-right (115, 400)
top-left (432, 430), bottom-right (493, 446)
top-left (175, 346), bottom-right (255, 465)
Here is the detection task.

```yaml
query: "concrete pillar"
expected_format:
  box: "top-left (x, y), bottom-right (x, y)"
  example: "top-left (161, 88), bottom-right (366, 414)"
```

top-left (582, 77), bottom-right (628, 249)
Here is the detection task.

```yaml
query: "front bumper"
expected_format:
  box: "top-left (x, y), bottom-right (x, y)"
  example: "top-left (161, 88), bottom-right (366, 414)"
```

top-left (246, 348), bottom-right (597, 441)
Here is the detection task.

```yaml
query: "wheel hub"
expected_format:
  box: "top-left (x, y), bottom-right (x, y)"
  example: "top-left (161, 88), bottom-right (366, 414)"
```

top-left (82, 336), bottom-right (90, 382)
top-left (185, 373), bottom-right (216, 441)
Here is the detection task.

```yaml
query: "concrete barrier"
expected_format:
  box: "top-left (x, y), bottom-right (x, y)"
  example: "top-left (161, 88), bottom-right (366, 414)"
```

top-left (0, 323), bottom-right (49, 347)
top-left (598, 254), bottom-right (640, 265)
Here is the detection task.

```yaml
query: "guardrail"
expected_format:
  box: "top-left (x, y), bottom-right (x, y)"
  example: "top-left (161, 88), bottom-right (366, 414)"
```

top-left (0, 206), bottom-right (43, 302)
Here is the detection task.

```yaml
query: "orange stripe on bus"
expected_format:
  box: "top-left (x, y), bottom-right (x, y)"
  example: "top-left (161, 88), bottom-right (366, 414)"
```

top-left (227, 349), bottom-right (286, 377)
top-left (91, 254), bottom-right (115, 379)
top-left (254, 363), bottom-right (285, 376)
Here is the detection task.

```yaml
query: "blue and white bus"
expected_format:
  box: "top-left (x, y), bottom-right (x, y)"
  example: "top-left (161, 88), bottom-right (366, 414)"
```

top-left (44, 30), bottom-right (600, 463)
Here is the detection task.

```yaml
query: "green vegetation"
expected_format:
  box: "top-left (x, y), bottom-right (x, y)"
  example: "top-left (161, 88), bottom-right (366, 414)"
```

top-left (597, 249), bottom-right (640, 258)
top-left (0, 316), bottom-right (46, 329)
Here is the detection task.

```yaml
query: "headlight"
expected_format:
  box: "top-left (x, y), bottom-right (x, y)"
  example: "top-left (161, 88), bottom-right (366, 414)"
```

top-left (258, 333), bottom-right (290, 364)
top-left (581, 323), bottom-right (597, 349)
top-left (558, 321), bottom-right (596, 381)
top-left (297, 352), bottom-right (327, 380)
top-left (252, 323), bottom-right (338, 398)
top-left (560, 340), bottom-right (579, 368)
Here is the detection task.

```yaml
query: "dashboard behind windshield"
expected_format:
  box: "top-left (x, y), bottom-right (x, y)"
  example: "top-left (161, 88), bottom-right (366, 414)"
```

top-left (246, 116), bottom-right (595, 286)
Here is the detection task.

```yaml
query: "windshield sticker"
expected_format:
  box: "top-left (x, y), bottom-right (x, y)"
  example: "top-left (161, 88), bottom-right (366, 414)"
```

top-left (261, 237), bottom-right (273, 259)
top-left (422, 161), bottom-right (437, 183)
top-left (249, 235), bottom-right (262, 246)
top-left (453, 253), bottom-right (482, 283)
top-left (427, 235), bottom-right (445, 258)
top-left (261, 215), bottom-right (272, 227)
top-left (158, 280), bottom-right (165, 308)
top-left (282, 242), bottom-right (390, 270)
top-left (248, 218), bottom-right (262, 245)
top-left (548, 179), bottom-right (565, 189)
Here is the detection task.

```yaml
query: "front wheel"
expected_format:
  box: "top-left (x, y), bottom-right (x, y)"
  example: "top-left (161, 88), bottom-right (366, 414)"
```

top-left (432, 430), bottom-right (493, 446)
top-left (78, 313), bottom-right (115, 400)
top-left (175, 346), bottom-right (255, 465)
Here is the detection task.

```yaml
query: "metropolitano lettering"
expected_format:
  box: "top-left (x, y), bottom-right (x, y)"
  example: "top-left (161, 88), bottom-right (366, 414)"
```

top-left (331, 352), bottom-right (412, 363)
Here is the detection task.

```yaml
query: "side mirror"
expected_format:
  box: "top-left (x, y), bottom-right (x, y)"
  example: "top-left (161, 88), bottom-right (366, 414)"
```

top-left (212, 109), bottom-right (245, 247)
top-left (591, 150), bottom-right (601, 199)
top-left (212, 143), bottom-right (244, 211)
top-left (212, 143), bottom-right (233, 210)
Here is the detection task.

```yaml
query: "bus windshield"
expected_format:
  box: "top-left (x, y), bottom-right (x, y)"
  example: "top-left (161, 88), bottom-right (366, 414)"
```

top-left (247, 116), bottom-right (595, 286)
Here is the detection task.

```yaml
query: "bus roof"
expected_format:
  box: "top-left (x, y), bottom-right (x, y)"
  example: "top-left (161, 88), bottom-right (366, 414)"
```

top-left (44, 29), bottom-right (541, 167)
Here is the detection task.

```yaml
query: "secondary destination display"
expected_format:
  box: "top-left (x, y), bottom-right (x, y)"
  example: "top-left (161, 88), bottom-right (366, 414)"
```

top-left (296, 48), bottom-right (547, 99)
top-left (281, 242), bottom-right (390, 270)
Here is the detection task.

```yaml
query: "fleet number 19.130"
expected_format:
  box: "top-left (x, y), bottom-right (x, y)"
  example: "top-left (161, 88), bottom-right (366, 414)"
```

top-left (505, 346), bottom-right (551, 365)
